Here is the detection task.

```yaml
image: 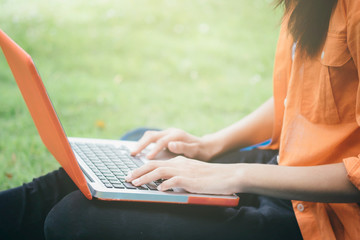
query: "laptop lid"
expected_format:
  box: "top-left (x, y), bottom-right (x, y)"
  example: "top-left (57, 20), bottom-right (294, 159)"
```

top-left (0, 29), bottom-right (93, 200)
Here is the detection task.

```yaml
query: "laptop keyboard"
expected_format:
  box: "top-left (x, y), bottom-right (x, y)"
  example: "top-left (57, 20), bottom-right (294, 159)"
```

top-left (70, 142), bottom-right (166, 191)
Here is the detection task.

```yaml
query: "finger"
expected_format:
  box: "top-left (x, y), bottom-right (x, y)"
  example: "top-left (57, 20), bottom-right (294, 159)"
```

top-left (127, 157), bottom-right (185, 182)
top-left (158, 176), bottom-right (192, 192)
top-left (125, 161), bottom-right (162, 182)
top-left (146, 134), bottom-right (177, 159)
top-left (130, 131), bottom-right (165, 156)
top-left (131, 167), bottom-right (179, 187)
top-left (167, 141), bottom-right (199, 158)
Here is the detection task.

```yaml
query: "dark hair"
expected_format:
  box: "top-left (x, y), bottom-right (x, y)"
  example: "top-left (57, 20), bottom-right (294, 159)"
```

top-left (276, 0), bottom-right (338, 57)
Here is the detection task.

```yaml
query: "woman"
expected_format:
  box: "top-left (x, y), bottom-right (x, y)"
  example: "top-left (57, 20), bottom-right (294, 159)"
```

top-left (1, 0), bottom-right (360, 239)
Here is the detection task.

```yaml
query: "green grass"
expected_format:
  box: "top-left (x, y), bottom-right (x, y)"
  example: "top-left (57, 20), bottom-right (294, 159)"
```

top-left (0, 0), bottom-right (282, 190)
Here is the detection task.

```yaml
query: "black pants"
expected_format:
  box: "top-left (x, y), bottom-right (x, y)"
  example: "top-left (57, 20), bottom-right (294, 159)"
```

top-left (0, 148), bottom-right (302, 240)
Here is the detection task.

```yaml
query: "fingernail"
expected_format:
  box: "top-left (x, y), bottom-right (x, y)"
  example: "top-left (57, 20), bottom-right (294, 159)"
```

top-left (130, 149), bottom-right (137, 156)
top-left (169, 142), bottom-right (176, 150)
top-left (125, 171), bottom-right (132, 181)
top-left (157, 185), bottom-right (162, 191)
top-left (132, 178), bottom-right (140, 185)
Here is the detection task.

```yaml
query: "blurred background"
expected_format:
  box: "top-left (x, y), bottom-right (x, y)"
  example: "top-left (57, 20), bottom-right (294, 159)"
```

top-left (0, 0), bottom-right (281, 189)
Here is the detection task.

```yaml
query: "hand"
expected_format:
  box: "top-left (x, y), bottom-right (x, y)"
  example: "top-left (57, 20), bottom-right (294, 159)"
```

top-left (125, 156), bottom-right (242, 195)
top-left (130, 128), bottom-right (214, 161)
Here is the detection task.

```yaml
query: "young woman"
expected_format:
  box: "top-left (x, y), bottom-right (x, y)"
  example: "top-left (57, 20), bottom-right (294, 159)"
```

top-left (1, 0), bottom-right (360, 239)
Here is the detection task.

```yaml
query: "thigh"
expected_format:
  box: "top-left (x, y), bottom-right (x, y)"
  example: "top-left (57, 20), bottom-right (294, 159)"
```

top-left (44, 191), bottom-right (302, 240)
top-left (211, 148), bottom-right (279, 165)
top-left (0, 168), bottom-right (77, 240)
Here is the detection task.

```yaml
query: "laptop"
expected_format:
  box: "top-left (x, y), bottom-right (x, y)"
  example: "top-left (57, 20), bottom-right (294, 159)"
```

top-left (0, 29), bottom-right (239, 207)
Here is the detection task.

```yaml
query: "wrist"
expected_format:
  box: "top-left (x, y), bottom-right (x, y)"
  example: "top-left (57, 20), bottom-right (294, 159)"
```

top-left (232, 163), bottom-right (252, 193)
top-left (200, 133), bottom-right (226, 160)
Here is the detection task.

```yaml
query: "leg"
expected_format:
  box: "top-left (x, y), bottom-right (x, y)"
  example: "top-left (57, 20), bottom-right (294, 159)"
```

top-left (44, 149), bottom-right (302, 240)
top-left (0, 168), bottom-right (77, 240)
top-left (44, 191), bottom-right (302, 240)
top-left (210, 147), bottom-right (279, 164)
top-left (120, 127), bottom-right (161, 141)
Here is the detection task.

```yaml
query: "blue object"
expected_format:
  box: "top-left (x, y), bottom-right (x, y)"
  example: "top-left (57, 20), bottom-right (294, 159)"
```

top-left (240, 139), bottom-right (272, 151)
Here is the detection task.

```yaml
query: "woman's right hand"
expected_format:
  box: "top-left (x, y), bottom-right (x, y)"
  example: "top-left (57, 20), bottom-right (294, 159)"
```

top-left (130, 128), bottom-right (214, 161)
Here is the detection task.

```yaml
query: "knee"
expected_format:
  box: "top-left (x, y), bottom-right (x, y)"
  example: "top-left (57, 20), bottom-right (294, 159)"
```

top-left (44, 191), bottom-right (91, 240)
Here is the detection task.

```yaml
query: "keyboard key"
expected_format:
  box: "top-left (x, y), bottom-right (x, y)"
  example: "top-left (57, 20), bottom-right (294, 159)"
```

top-left (109, 179), bottom-right (121, 184)
top-left (113, 184), bottom-right (125, 189)
top-left (146, 182), bottom-right (158, 190)
top-left (103, 173), bottom-right (114, 177)
top-left (123, 182), bottom-right (137, 189)
top-left (108, 166), bottom-right (119, 170)
top-left (106, 176), bottom-right (118, 181)
top-left (97, 175), bottom-right (106, 180)
top-left (154, 179), bottom-right (164, 186)
top-left (112, 170), bottom-right (124, 175)
top-left (114, 176), bottom-right (126, 181)
top-left (114, 173), bottom-right (125, 177)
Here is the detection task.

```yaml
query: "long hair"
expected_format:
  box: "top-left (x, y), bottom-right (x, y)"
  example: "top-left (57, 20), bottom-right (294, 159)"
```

top-left (276, 0), bottom-right (338, 57)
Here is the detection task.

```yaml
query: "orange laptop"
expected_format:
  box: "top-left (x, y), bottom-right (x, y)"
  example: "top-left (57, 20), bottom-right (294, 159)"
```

top-left (0, 29), bottom-right (239, 207)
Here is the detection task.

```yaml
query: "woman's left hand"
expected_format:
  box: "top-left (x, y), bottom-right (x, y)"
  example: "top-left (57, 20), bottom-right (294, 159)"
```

top-left (125, 156), bottom-right (242, 195)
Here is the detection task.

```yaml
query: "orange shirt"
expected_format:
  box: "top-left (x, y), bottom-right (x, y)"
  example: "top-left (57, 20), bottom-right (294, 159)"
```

top-left (270, 0), bottom-right (360, 239)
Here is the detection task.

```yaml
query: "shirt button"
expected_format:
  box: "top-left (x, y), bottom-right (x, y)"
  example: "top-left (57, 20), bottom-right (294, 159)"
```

top-left (297, 203), bottom-right (305, 212)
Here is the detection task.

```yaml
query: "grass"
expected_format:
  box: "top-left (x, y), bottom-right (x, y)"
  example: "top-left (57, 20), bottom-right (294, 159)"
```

top-left (0, 0), bottom-right (282, 190)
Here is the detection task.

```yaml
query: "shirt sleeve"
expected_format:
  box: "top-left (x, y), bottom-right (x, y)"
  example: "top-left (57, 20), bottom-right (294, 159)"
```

top-left (345, 0), bottom-right (360, 189)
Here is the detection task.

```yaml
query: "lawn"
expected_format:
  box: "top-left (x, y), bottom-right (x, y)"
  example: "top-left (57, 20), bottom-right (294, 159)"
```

top-left (0, 0), bottom-right (282, 190)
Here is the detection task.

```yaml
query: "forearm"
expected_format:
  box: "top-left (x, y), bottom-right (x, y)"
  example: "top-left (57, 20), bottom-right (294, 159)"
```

top-left (237, 163), bottom-right (360, 203)
top-left (203, 97), bottom-right (274, 157)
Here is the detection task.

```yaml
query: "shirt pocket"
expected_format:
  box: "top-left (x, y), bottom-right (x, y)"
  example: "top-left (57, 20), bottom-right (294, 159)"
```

top-left (301, 35), bottom-right (352, 125)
